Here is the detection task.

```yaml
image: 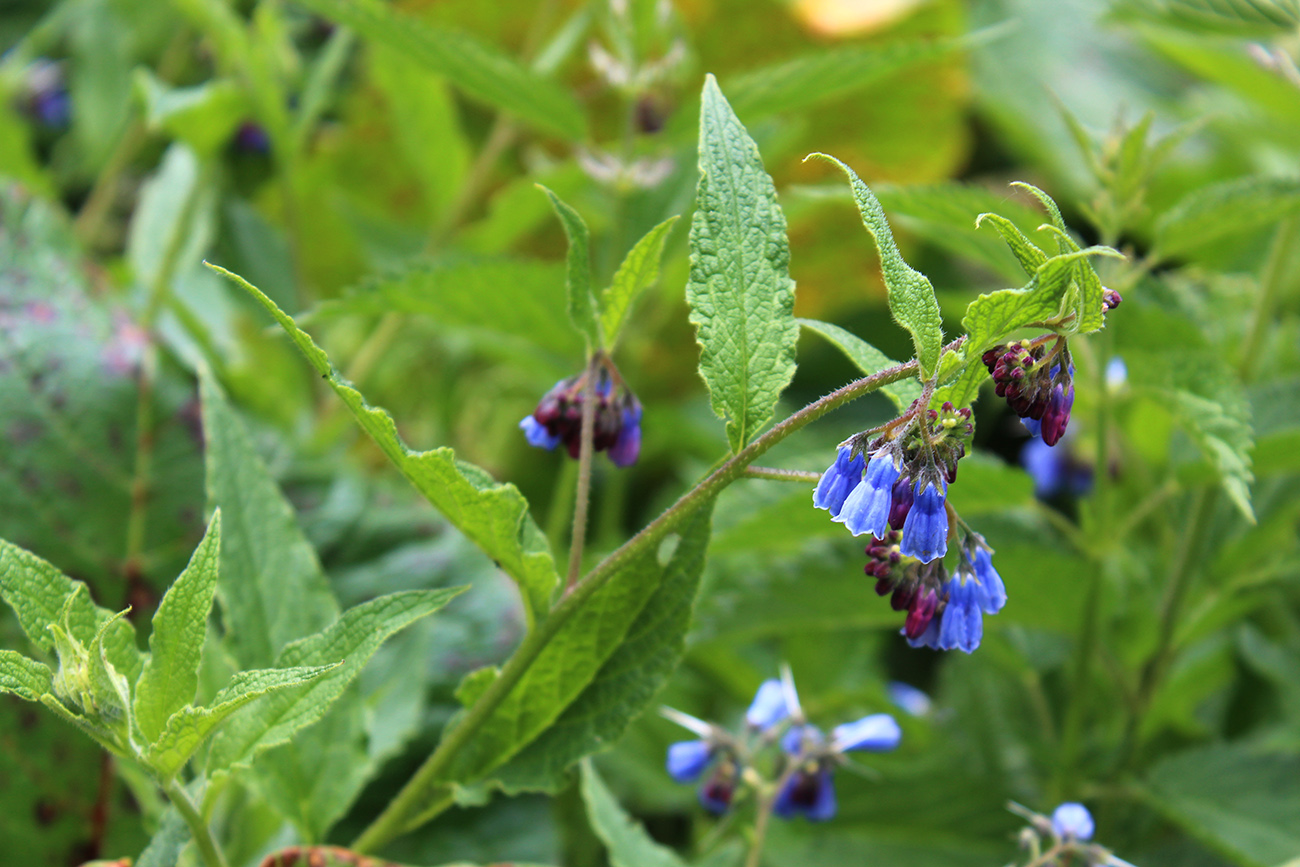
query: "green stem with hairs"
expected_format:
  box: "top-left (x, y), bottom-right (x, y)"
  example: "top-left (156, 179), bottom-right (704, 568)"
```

top-left (350, 356), bottom-right (931, 853)
top-left (164, 780), bottom-right (228, 867)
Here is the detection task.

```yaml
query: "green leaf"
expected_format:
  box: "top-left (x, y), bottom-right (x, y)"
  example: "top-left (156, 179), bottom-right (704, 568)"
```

top-left (320, 257), bottom-right (580, 362)
top-left (290, 0), bottom-right (585, 140)
top-left (1114, 0), bottom-right (1300, 34)
top-left (1154, 176), bottom-right (1300, 259)
top-left (797, 319), bottom-right (921, 411)
top-left (205, 588), bottom-right (463, 776)
top-left (540, 185), bottom-right (600, 348)
top-left (492, 504), bottom-right (714, 792)
top-left (1144, 743), bottom-right (1300, 867)
top-left (973, 212), bottom-right (1048, 277)
top-left (209, 263), bottom-right (561, 627)
top-left (134, 69), bottom-right (247, 157)
top-left (135, 808), bottom-right (190, 867)
top-left (602, 216), bottom-right (680, 347)
top-left (0, 650), bottom-right (52, 701)
top-left (144, 663), bottom-right (339, 781)
top-left (200, 372), bottom-right (339, 669)
top-left (134, 511), bottom-right (222, 744)
top-left (1010, 181), bottom-right (1069, 251)
top-left (0, 540), bottom-right (142, 683)
top-left (580, 761), bottom-right (689, 867)
top-left (128, 142), bottom-right (216, 293)
top-left (688, 75), bottom-right (800, 452)
top-left (806, 153), bottom-right (944, 377)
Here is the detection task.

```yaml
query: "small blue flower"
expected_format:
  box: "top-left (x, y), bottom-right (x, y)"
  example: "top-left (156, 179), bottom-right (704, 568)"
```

top-left (900, 479), bottom-right (948, 562)
top-left (666, 740), bottom-right (712, 783)
top-left (608, 402), bottom-right (642, 467)
top-left (1106, 356), bottom-right (1127, 390)
top-left (746, 679), bottom-right (789, 731)
top-left (831, 714), bottom-right (901, 752)
top-left (781, 723), bottom-right (823, 756)
top-left (1021, 434), bottom-right (1091, 499)
top-left (905, 615), bottom-right (941, 650)
top-left (971, 547), bottom-right (1006, 614)
top-left (774, 766), bottom-right (836, 822)
top-left (519, 414), bottom-right (562, 450)
top-left (813, 446), bottom-right (865, 517)
top-left (936, 576), bottom-right (983, 653)
top-left (1051, 802), bottom-right (1095, 840)
top-left (887, 682), bottom-right (932, 717)
top-left (835, 450), bottom-right (899, 538)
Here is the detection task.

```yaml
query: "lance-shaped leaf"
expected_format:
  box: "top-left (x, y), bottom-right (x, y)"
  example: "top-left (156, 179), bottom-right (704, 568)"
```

top-left (797, 319), bottom-right (922, 412)
top-left (290, 0), bottom-right (586, 140)
top-left (144, 664), bottom-right (339, 781)
top-left (1012, 181), bottom-right (1069, 252)
top-left (0, 650), bottom-right (52, 701)
top-left (491, 504), bottom-right (714, 792)
top-left (688, 76), bottom-right (799, 452)
top-left (201, 374), bottom-right (339, 669)
top-left (540, 185), bottom-right (600, 348)
top-left (134, 512), bottom-right (222, 743)
top-left (205, 588), bottom-right (463, 777)
top-left (581, 761), bottom-right (689, 867)
top-left (602, 216), bottom-right (680, 347)
top-left (209, 263), bottom-right (560, 627)
top-left (0, 540), bottom-right (141, 683)
top-left (974, 212), bottom-right (1048, 277)
top-left (1154, 176), bottom-right (1300, 259)
top-left (806, 153), bottom-right (944, 378)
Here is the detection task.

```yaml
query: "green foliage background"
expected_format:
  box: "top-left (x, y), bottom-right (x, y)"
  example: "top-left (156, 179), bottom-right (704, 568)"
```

top-left (1, 0), bottom-right (1298, 866)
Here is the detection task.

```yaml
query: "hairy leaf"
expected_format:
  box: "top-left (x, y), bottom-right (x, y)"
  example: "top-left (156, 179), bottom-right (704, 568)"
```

top-left (581, 762), bottom-right (689, 867)
top-left (688, 75), bottom-right (799, 451)
top-left (0, 649), bottom-right (52, 701)
top-left (492, 504), bottom-right (714, 792)
top-left (134, 512), bottom-right (222, 744)
top-left (540, 185), bottom-right (600, 348)
top-left (211, 264), bottom-right (561, 625)
top-left (290, 0), bottom-right (585, 139)
top-left (974, 212), bottom-right (1048, 277)
top-left (797, 319), bottom-right (922, 411)
top-left (602, 216), bottom-right (679, 347)
top-left (807, 153), bottom-right (944, 377)
top-left (200, 372), bottom-right (339, 669)
top-left (1155, 176), bottom-right (1300, 259)
top-left (205, 588), bottom-right (462, 776)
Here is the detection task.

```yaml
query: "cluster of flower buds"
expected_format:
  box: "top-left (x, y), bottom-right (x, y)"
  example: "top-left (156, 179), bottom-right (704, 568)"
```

top-left (865, 530), bottom-right (1006, 653)
top-left (1009, 801), bottom-right (1136, 867)
top-left (814, 401), bottom-right (973, 564)
top-left (982, 339), bottom-right (1076, 446)
top-left (519, 361), bottom-right (642, 467)
top-left (663, 670), bottom-right (901, 822)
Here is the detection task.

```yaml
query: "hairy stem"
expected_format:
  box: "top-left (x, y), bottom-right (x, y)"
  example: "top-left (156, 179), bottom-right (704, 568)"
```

top-left (165, 780), bottom-right (228, 867)
top-left (744, 466), bottom-right (821, 483)
top-left (566, 364), bottom-right (598, 591)
top-left (350, 357), bottom-right (929, 853)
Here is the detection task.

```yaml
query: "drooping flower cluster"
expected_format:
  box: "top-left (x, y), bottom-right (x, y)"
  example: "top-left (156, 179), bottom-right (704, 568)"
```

top-left (663, 670), bottom-right (901, 822)
top-left (519, 361), bottom-right (642, 467)
top-left (1009, 801), bottom-right (1135, 867)
top-left (982, 340), bottom-right (1076, 446)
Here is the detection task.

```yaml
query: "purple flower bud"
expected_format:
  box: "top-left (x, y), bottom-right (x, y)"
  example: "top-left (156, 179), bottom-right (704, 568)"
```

top-left (746, 679), bottom-right (788, 731)
top-left (773, 767), bottom-right (836, 822)
top-left (666, 740), bottom-right (712, 783)
top-left (904, 587), bottom-right (939, 639)
top-left (813, 446), bottom-right (865, 517)
top-left (831, 714), bottom-right (901, 752)
top-left (1040, 382), bottom-right (1075, 446)
top-left (887, 474), bottom-right (914, 530)
top-left (1051, 802), bottom-right (1095, 840)
top-left (699, 767), bottom-right (736, 814)
top-left (608, 402), bottom-right (642, 467)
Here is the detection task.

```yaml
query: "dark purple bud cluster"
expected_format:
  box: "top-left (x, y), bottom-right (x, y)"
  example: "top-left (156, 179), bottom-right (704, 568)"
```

top-left (520, 365), bottom-right (642, 467)
top-left (982, 341), bottom-right (1076, 446)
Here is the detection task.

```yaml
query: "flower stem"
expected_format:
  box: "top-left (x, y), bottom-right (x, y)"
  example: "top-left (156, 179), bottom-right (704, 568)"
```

top-left (743, 466), bottom-right (821, 483)
top-left (744, 792), bottom-right (775, 867)
top-left (566, 361), bottom-right (599, 592)
top-left (349, 355), bottom-right (932, 853)
top-left (164, 780), bottom-right (228, 867)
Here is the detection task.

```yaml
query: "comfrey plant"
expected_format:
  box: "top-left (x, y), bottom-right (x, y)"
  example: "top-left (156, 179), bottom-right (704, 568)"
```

top-left (662, 670), bottom-right (901, 828)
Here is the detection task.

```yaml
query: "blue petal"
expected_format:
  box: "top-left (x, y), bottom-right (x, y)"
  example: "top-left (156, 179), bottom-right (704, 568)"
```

top-left (666, 740), bottom-right (712, 783)
top-left (887, 681), bottom-right (932, 716)
top-left (1021, 436), bottom-right (1062, 497)
top-left (973, 548), bottom-right (1006, 613)
top-left (900, 480), bottom-right (948, 562)
top-left (773, 770), bottom-right (836, 822)
top-left (814, 447), bottom-right (865, 517)
top-left (608, 405), bottom-right (642, 467)
top-left (746, 679), bottom-right (788, 730)
top-left (835, 453), bottom-right (897, 538)
top-left (1021, 416), bottom-right (1043, 438)
top-left (905, 616), bottom-right (942, 650)
top-left (1051, 802), bottom-right (1095, 840)
top-left (519, 415), bottom-right (561, 450)
top-left (832, 714), bottom-right (901, 752)
top-left (807, 772), bottom-right (837, 822)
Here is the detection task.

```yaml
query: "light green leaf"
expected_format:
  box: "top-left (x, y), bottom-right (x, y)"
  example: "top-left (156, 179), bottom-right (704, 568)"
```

top-left (492, 504), bottom-right (714, 793)
top-left (797, 319), bottom-right (921, 411)
top-left (0, 540), bottom-right (141, 683)
top-left (602, 216), bottom-right (680, 347)
top-left (540, 185), bottom-right (600, 348)
top-left (205, 588), bottom-right (463, 777)
top-left (1154, 176), bottom-right (1300, 259)
top-left (290, 0), bottom-right (585, 139)
top-left (144, 663), bottom-right (339, 781)
top-left (807, 153), bottom-right (944, 377)
top-left (134, 69), bottom-right (247, 157)
top-left (1010, 181), bottom-right (1069, 251)
top-left (0, 650), bottom-right (52, 701)
top-left (209, 263), bottom-right (561, 627)
top-left (581, 761), bottom-right (689, 867)
top-left (128, 142), bottom-right (216, 293)
top-left (973, 212), bottom-right (1048, 277)
top-left (135, 808), bottom-right (190, 867)
top-left (134, 512), bottom-right (222, 744)
top-left (200, 372), bottom-right (339, 669)
top-left (688, 75), bottom-right (800, 452)
top-left (1144, 743), bottom-right (1300, 867)
top-left (1114, 0), bottom-right (1300, 34)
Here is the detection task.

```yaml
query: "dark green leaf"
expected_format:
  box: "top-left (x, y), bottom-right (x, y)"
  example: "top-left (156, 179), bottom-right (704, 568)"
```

top-left (1155, 177), bottom-right (1300, 259)
top-left (0, 649), bottom-right (52, 701)
top-left (540, 185), bottom-right (600, 348)
top-left (797, 318), bottom-right (921, 411)
top-left (580, 761), bottom-right (688, 867)
top-left (602, 216), bottom-right (680, 347)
